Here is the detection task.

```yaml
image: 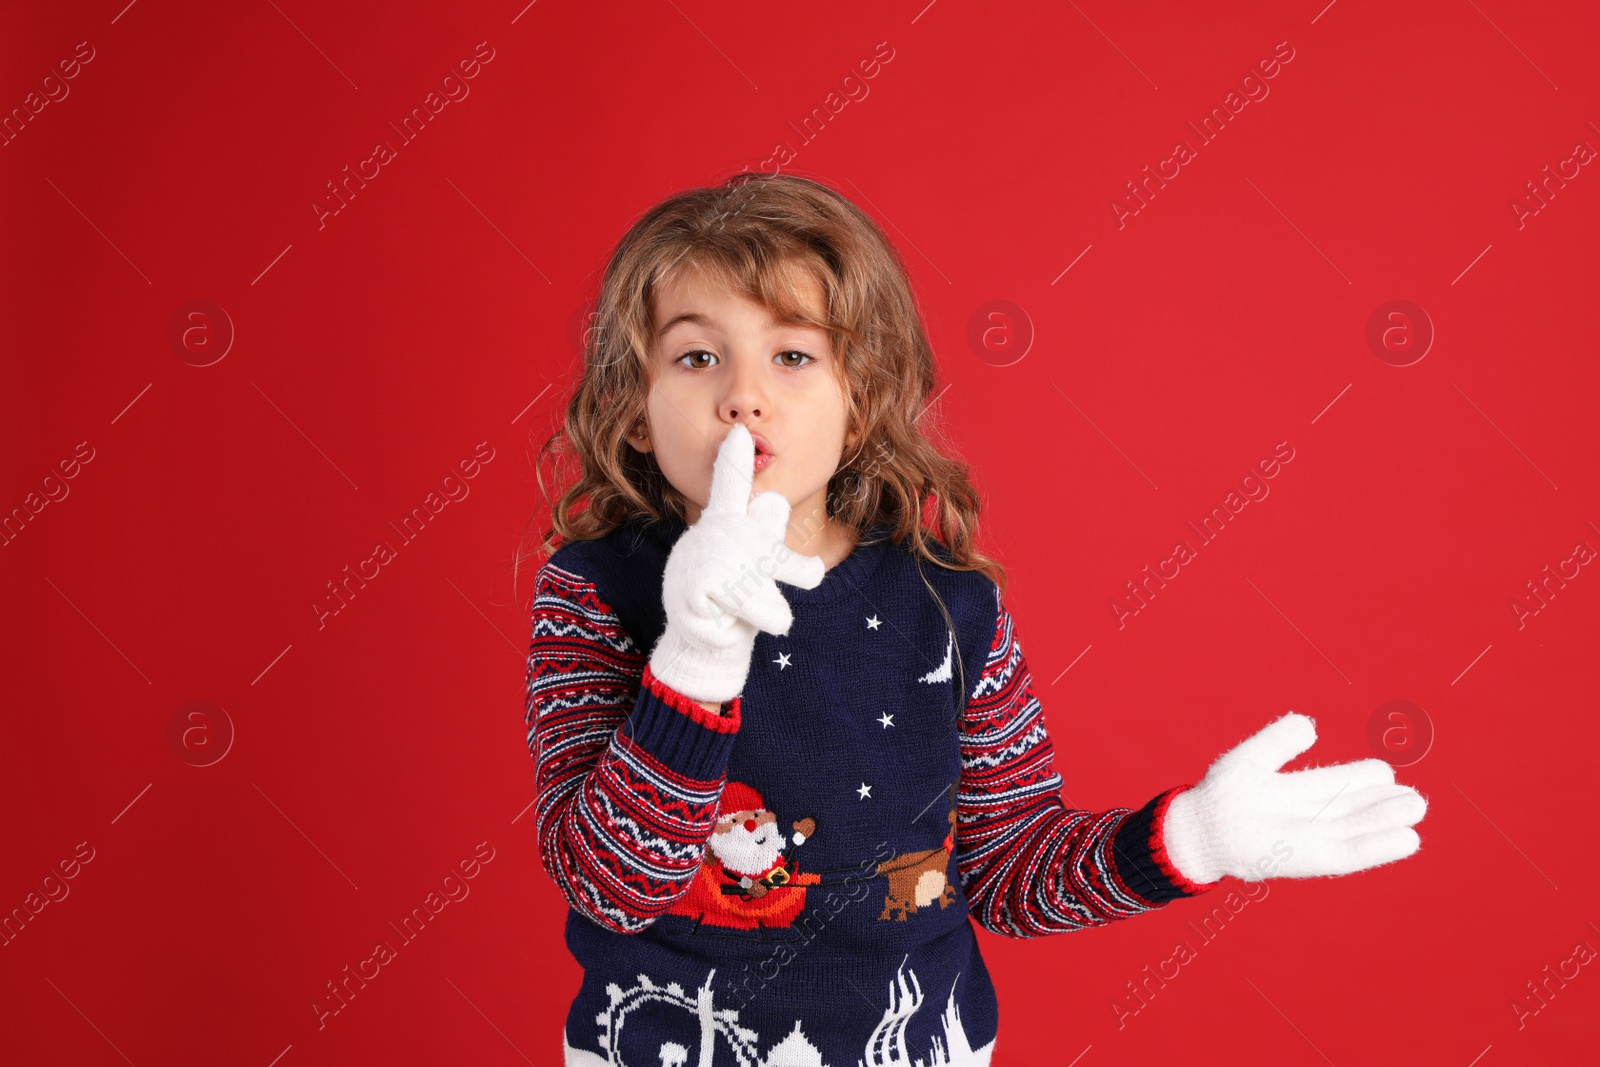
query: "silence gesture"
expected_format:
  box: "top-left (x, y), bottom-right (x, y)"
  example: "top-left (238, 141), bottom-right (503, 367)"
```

top-left (648, 424), bottom-right (825, 704)
top-left (1162, 713), bottom-right (1429, 883)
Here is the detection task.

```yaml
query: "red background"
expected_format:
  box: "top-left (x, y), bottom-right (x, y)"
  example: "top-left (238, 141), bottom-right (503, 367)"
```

top-left (5, 1), bottom-right (1598, 1064)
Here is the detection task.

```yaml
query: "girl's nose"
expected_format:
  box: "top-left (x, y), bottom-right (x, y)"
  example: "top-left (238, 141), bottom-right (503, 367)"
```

top-left (743, 818), bottom-right (758, 832)
top-left (721, 355), bottom-right (767, 422)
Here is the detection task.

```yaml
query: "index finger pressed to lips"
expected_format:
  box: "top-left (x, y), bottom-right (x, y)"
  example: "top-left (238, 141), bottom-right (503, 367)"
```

top-left (705, 424), bottom-right (755, 514)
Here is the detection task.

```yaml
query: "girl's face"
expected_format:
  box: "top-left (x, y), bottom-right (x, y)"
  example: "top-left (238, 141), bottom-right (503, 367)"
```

top-left (629, 264), bottom-right (857, 534)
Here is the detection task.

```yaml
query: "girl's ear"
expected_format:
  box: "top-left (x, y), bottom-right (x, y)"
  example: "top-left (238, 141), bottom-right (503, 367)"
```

top-left (625, 420), bottom-right (653, 454)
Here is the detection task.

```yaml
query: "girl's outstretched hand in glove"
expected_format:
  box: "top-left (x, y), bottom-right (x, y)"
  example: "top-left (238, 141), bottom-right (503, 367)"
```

top-left (648, 424), bottom-right (826, 705)
top-left (1162, 712), bottom-right (1428, 884)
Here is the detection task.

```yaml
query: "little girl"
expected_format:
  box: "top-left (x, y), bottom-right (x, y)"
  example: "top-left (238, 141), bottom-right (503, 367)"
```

top-left (522, 173), bottom-right (1428, 1066)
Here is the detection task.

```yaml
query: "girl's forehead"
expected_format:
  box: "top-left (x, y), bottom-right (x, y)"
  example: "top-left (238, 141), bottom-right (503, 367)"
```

top-left (652, 259), bottom-right (827, 330)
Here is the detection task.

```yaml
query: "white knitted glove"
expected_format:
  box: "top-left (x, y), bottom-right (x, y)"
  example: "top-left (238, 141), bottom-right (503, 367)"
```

top-left (648, 424), bottom-right (825, 704)
top-left (1162, 712), bottom-right (1428, 883)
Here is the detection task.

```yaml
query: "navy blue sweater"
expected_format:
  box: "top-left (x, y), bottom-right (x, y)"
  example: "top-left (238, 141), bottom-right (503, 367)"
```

top-left (525, 516), bottom-right (1213, 1065)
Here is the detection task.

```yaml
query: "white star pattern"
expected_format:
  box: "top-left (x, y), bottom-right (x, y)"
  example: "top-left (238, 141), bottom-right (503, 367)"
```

top-left (773, 652), bottom-right (791, 669)
top-left (877, 711), bottom-right (895, 728)
top-left (866, 615), bottom-right (882, 630)
top-left (857, 782), bottom-right (873, 800)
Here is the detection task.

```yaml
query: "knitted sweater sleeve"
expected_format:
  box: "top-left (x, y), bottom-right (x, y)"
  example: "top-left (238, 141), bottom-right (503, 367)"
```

top-left (956, 593), bottom-right (1218, 937)
top-left (524, 559), bottom-right (740, 935)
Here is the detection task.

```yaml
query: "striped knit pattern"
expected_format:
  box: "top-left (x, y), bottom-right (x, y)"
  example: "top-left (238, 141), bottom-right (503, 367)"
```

top-left (526, 562), bottom-right (739, 934)
top-left (956, 586), bottom-right (1205, 937)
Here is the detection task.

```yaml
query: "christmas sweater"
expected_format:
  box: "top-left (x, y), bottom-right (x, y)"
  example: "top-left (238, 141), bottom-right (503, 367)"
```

top-left (524, 515), bottom-right (1216, 1066)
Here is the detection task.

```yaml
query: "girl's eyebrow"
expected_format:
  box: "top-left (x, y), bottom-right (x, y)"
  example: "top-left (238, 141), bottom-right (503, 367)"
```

top-left (656, 311), bottom-right (714, 338)
top-left (656, 309), bottom-right (821, 338)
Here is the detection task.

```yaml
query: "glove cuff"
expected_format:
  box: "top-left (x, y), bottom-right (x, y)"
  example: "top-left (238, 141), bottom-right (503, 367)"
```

top-left (648, 625), bottom-right (751, 705)
top-left (1161, 783), bottom-right (1230, 885)
top-left (1149, 786), bottom-right (1222, 894)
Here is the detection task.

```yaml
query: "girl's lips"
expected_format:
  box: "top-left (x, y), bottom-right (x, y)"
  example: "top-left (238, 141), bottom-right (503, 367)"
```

top-left (753, 452), bottom-right (774, 473)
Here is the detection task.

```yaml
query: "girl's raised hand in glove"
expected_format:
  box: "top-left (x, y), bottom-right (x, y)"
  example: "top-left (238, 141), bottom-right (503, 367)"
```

top-left (648, 424), bottom-right (826, 705)
top-left (1162, 712), bottom-right (1428, 884)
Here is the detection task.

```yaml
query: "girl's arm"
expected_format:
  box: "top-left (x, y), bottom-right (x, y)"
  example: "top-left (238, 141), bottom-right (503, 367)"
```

top-left (956, 594), bottom-right (1217, 938)
top-left (525, 559), bottom-right (738, 934)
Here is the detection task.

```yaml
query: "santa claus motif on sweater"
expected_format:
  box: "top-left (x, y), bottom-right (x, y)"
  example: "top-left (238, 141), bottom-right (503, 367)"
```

top-left (666, 782), bottom-right (822, 930)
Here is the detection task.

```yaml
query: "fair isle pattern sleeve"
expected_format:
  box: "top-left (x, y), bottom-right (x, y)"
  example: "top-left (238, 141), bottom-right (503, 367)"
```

top-left (955, 589), bottom-right (1217, 938)
top-left (525, 560), bottom-right (743, 935)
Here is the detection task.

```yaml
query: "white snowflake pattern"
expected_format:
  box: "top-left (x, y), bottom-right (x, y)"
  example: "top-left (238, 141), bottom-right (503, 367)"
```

top-left (562, 958), bottom-right (995, 1066)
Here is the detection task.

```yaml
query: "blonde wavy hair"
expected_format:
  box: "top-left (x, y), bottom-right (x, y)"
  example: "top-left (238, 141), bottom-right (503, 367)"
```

top-left (517, 172), bottom-right (1006, 602)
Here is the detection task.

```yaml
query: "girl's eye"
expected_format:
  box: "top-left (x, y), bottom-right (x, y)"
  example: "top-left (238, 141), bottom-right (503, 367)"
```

top-left (674, 349), bottom-right (815, 370)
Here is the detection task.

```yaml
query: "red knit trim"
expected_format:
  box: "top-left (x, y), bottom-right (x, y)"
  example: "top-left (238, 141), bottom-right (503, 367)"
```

top-left (1150, 785), bottom-right (1221, 895)
top-left (640, 663), bottom-right (742, 733)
